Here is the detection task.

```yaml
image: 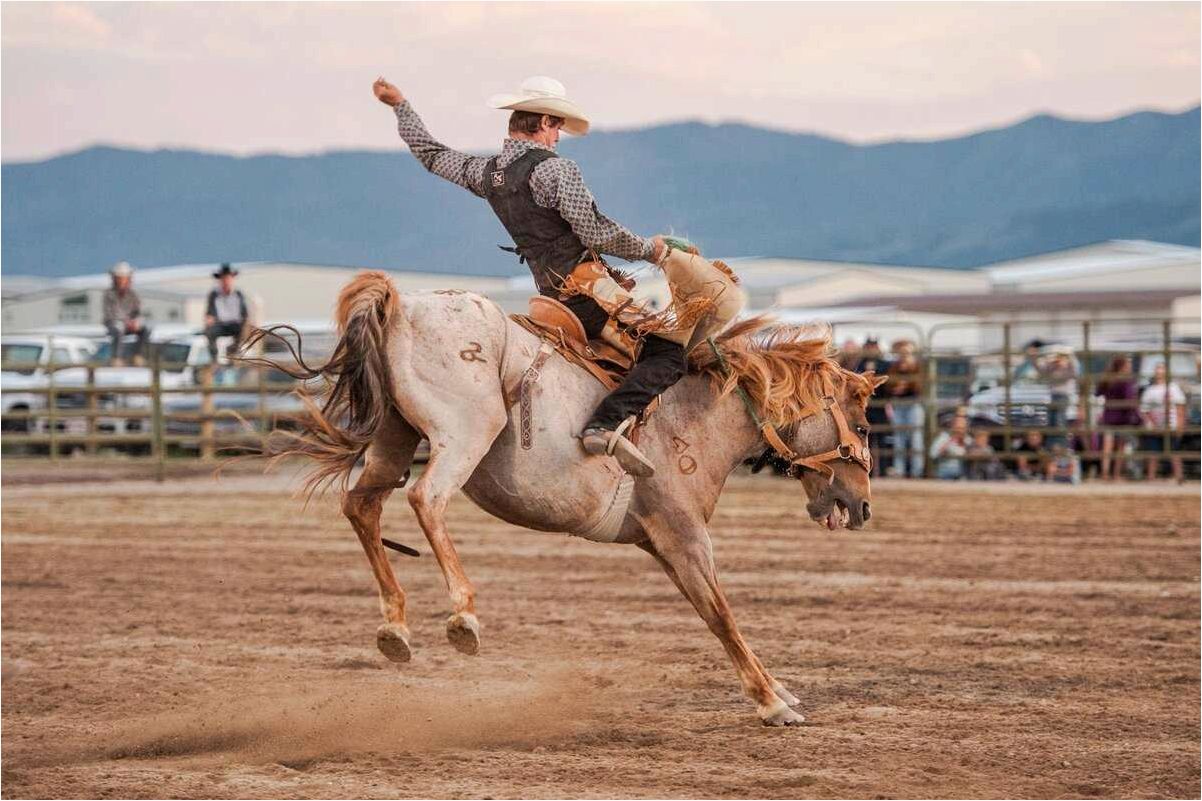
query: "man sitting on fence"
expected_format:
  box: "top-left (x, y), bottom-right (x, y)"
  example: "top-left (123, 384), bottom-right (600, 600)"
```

top-left (203, 264), bottom-right (250, 363)
top-left (103, 261), bottom-right (151, 366)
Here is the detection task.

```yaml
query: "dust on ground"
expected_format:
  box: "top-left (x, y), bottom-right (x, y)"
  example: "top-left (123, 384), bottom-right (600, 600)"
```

top-left (2, 471), bottom-right (1198, 798)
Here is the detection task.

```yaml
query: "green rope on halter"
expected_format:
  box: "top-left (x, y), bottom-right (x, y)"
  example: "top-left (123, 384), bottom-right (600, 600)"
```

top-left (662, 235), bottom-right (696, 253)
top-left (706, 336), bottom-right (766, 432)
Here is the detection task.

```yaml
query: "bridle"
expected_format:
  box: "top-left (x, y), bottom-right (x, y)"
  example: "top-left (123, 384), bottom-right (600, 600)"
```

top-left (706, 337), bottom-right (872, 482)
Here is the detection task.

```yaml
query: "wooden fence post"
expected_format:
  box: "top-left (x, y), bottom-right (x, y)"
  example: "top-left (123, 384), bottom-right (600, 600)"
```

top-left (1162, 319), bottom-right (1173, 460)
top-left (85, 365), bottom-right (98, 456)
top-left (152, 349), bottom-right (165, 482)
top-left (47, 346), bottom-right (59, 462)
top-left (200, 366), bottom-right (214, 460)
top-left (258, 363), bottom-right (269, 438)
top-left (1001, 323), bottom-right (1013, 456)
top-left (1082, 321), bottom-right (1093, 461)
top-left (922, 345), bottom-right (938, 478)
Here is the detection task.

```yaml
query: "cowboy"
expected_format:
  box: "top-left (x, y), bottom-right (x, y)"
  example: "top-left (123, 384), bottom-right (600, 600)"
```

top-left (374, 75), bottom-right (695, 477)
top-left (203, 263), bottom-right (250, 363)
top-left (102, 261), bottom-right (151, 366)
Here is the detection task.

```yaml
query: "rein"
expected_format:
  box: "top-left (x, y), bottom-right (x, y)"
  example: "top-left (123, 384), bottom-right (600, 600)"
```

top-left (705, 337), bottom-right (872, 482)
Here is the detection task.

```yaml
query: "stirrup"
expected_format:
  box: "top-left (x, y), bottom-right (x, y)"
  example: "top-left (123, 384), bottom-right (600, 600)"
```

top-left (606, 416), bottom-right (636, 456)
top-left (581, 419), bottom-right (655, 477)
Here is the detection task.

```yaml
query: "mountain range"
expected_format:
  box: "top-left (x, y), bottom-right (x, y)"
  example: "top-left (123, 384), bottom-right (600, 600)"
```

top-left (2, 106), bottom-right (1198, 278)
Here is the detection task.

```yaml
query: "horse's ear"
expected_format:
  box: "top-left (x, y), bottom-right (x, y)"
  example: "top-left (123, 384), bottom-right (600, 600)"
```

top-left (863, 371), bottom-right (889, 391)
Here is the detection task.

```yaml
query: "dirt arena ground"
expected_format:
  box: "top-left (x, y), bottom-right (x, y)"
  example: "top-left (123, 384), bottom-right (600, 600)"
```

top-left (2, 465), bottom-right (1198, 799)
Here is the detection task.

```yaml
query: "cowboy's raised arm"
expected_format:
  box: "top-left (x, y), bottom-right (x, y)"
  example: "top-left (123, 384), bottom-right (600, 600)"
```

top-left (374, 78), bottom-right (488, 198)
top-left (531, 158), bottom-right (657, 263)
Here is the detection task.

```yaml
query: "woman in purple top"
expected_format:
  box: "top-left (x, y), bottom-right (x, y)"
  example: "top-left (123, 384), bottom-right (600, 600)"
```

top-left (1097, 356), bottom-right (1140, 480)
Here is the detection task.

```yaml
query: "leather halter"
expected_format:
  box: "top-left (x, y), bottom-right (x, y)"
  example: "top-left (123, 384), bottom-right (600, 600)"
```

top-left (706, 338), bottom-right (872, 482)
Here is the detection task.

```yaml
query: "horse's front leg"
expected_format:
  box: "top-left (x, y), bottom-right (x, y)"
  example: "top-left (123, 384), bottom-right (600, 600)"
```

top-left (343, 411), bottom-right (422, 662)
top-left (641, 530), bottom-right (804, 726)
top-left (637, 541), bottom-right (801, 709)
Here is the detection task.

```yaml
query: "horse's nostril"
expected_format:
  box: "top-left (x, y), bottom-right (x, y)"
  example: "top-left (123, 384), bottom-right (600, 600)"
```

top-left (862, 501), bottom-right (872, 521)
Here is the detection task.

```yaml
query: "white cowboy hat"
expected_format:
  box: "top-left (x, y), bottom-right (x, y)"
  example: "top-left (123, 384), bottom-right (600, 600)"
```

top-left (487, 76), bottom-right (590, 136)
top-left (110, 261), bottom-right (133, 277)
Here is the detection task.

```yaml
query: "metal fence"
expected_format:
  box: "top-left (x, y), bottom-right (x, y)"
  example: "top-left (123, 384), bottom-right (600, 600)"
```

top-left (3, 317), bottom-right (1199, 481)
top-left (846, 317), bottom-right (1201, 480)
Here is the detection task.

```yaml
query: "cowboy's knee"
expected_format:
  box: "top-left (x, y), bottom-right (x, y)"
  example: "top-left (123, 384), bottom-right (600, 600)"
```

top-left (641, 337), bottom-right (687, 380)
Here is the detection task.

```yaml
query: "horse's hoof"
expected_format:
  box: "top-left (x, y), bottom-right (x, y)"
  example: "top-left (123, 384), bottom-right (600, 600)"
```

top-left (759, 699), bottom-right (806, 727)
top-left (771, 680), bottom-right (802, 708)
top-left (445, 612), bottom-right (480, 655)
top-left (376, 623), bottom-right (412, 663)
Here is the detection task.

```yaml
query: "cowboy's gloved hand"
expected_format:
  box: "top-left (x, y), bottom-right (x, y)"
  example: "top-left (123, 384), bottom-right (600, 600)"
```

top-left (373, 77), bottom-right (404, 107)
top-left (649, 235), bottom-right (667, 265)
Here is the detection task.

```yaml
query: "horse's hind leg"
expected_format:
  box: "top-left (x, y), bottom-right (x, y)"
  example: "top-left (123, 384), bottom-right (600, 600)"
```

top-left (406, 402), bottom-right (507, 656)
top-left (637, 540), bottom-right (801, 708)
top-left (342, 410), bottom-right (422, 662)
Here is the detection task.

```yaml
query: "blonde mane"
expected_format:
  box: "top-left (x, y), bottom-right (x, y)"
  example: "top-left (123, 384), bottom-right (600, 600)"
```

top-left (688, 316), bottom-right (877, 427)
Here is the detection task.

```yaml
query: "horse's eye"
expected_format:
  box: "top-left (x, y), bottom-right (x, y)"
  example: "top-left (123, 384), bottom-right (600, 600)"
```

top-left (856, 425), bottom-right (870, 437)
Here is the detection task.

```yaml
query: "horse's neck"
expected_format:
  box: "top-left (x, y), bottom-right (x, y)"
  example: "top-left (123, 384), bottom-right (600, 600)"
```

top-left (685, 377), bottom-right (764, 473)
top-left (662, 376), bottom-right (766, 517)
top-left (669, 373), bottom-right (839, 490)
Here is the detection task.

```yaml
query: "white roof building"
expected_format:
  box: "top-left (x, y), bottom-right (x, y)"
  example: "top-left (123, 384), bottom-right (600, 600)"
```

top-left (1, 261), bottom-right (513, 334)
top-left (750, 240), bottom-right (1200, 351)
top-left (3, 241), bottom-right (1198, 354)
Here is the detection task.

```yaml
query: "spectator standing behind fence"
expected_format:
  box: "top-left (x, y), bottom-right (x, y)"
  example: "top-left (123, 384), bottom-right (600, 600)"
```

top-left (1039, 345), bottom-right (1079, 443)
top-left (1097, 355), bottom-right (1140, 481)
top-left (837, 338), bottom-right (861, 371)
top-left (1012, 339), bottom-right (1046, 383)
top-left (204, 264), bottom-right (250, 363)
top-left (886, 340), bottom-right (924, 478)
top-left (102, 261), bottom-right (150, 366)
top-left (855, 338), bottom-right (891, 476)
top-left (929, 416), bottom-right (969, 480)
top-left (1139, 363), bottom-right (1186, 482)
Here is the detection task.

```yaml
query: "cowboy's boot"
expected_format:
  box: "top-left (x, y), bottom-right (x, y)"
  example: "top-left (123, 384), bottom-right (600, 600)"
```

top-left (580, 419), bottom-right (655, 477)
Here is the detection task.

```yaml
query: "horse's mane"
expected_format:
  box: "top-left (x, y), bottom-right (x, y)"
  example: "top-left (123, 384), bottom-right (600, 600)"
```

top-left (687, 315), bottom-right (877, 427)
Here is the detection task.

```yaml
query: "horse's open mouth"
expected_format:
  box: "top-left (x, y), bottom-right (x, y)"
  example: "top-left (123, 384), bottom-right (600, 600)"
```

top-left (825, 499), bottom-right (850, 531)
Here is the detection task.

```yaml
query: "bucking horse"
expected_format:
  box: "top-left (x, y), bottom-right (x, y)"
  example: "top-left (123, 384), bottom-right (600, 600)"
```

top-left (252, 271), bottom-right (886, 726)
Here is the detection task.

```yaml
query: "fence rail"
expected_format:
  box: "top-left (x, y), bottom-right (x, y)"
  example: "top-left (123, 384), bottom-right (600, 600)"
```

top-left (3, 316), bottom-right (1200, 481)
top-left (1, 351), bottom-right (307, 480)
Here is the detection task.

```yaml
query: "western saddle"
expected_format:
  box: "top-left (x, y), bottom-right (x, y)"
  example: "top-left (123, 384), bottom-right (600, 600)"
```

top-left (510, 295), bottom-right (640, 391)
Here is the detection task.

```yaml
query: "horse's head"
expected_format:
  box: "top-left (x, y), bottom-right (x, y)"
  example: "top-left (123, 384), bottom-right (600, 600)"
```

top-left (692, 319), bottom-right (890, 532)
top-left (792, 370), bottom-right (887, 531)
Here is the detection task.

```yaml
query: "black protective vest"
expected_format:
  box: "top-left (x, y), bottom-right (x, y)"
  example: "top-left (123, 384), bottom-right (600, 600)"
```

top-left (484, 149), bottom-right (587, 295)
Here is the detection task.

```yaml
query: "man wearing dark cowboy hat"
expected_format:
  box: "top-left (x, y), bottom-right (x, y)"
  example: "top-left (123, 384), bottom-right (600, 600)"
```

top-left (203, 263), bottom-right (250, 363)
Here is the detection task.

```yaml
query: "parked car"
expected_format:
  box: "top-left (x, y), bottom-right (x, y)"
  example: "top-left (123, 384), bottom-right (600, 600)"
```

top-left (946, 343), bottom-right (1200, 430)
top-left (1, 335), bottom-right (97, 433)
top-left (162, 321), bottom-right (336, 449)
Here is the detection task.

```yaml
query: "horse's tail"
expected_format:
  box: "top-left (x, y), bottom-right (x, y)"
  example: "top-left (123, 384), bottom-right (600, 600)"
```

top-left (243, 270), bottom-right (402, 499)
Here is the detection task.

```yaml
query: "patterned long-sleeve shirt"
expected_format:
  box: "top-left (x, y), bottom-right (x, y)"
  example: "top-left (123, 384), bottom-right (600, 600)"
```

top-left (102, 288), bottom-right (142, 327)
top-left (394, 101), bottom-right (654, 262)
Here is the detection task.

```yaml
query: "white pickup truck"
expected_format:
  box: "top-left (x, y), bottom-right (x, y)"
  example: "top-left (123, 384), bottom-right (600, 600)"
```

top-left (1, 335), bottom-right (97, 433)
top-left (1, 332), bottom-right (211, 440)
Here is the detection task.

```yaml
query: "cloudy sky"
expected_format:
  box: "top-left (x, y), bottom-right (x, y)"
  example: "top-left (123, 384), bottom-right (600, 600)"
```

top-left (2, 2), bottom-right (1198, 162)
